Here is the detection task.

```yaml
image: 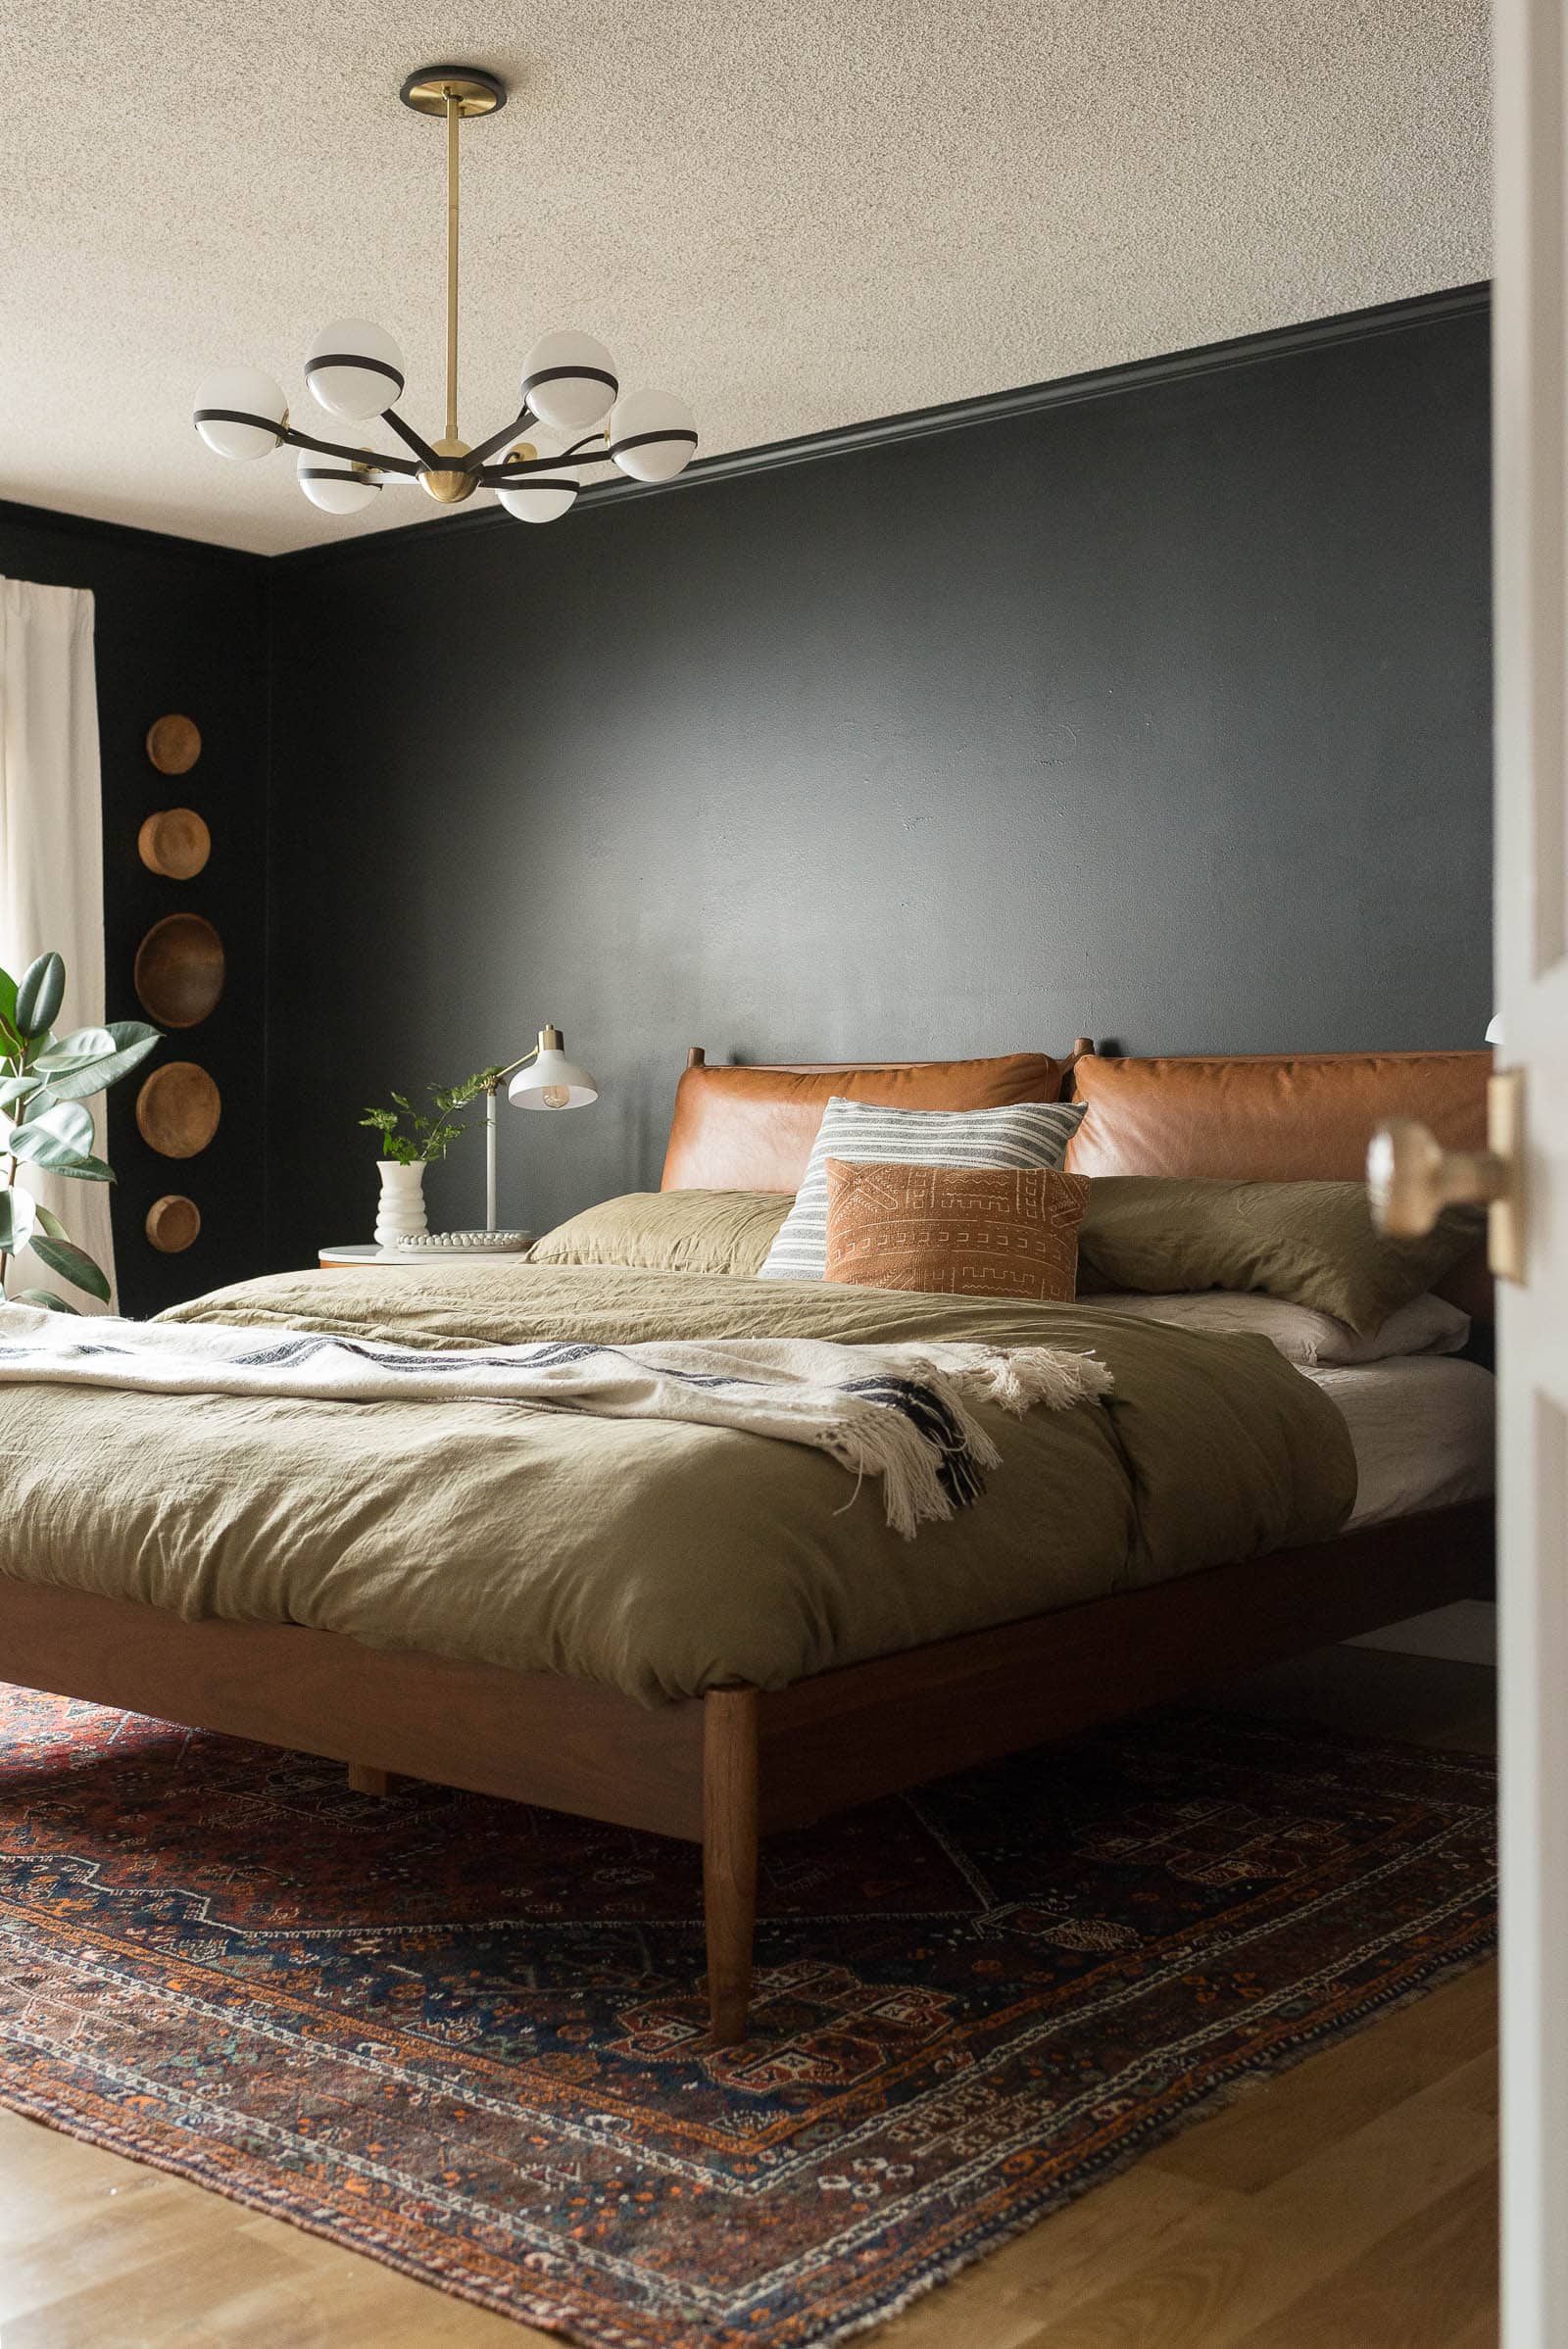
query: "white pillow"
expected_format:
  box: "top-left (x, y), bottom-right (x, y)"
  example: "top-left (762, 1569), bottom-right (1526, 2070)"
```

top-left (1074, 1288), bottom-right (1471, 1366)
top-left (760, 1095), bottom-right (1086, 1282)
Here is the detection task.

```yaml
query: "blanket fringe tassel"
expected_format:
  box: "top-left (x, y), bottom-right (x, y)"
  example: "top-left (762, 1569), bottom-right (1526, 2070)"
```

top-left (827, 1348), bottom-right (1113, 1541)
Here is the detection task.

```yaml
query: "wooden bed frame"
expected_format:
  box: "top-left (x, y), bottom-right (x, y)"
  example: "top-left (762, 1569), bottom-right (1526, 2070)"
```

top-left (0, 1044), bottom-right (1496, 2043)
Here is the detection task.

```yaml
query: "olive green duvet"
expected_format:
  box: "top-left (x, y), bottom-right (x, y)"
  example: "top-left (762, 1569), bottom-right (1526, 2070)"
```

top-left (0, 1261), bottom-right (1356, 1705)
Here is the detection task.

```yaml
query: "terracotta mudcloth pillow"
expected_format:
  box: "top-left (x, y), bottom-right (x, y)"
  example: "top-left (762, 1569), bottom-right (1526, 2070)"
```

top-left (822, 1159), bottom-right (1091, 1300)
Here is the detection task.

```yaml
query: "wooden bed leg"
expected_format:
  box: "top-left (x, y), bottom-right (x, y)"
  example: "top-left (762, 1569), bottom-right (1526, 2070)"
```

top-left (703, 1688), bottom-right (760, 2045)
top-left (348, 1764), bottom-right (390, 1796)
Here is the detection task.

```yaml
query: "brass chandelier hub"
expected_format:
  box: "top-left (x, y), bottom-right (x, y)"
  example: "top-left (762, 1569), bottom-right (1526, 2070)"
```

top-left (420, 435), bottom-right (477, 503)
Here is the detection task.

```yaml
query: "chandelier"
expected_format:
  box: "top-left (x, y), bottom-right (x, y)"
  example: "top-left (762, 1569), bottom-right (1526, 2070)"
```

top-left (192, 65), bottom-right (698, 525)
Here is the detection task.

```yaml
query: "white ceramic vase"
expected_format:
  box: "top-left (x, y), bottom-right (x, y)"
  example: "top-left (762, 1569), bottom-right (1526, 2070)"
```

top-left (374, 1158), bottom-right (428, 1250)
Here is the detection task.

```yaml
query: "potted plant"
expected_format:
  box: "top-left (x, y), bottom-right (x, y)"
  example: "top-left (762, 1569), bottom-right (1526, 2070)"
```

top-left (360, 1067), bottom-right (505, 1247)
top-left (0, 951), bottom-right (161, 1310)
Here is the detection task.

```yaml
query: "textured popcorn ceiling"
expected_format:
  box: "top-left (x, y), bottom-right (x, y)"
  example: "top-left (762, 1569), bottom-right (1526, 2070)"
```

top-left (0, 0), bottom-right (1489, 556)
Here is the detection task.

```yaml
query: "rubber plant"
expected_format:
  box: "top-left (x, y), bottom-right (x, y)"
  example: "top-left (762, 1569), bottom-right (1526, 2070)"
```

top-left (0, 951), bottom-right (160, 1311)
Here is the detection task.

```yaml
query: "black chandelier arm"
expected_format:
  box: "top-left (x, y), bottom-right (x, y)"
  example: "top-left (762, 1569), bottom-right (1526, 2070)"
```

top-left (465, 412), bottom-right (534, 467)
top-left (475, 456), bottom-right (589, 488)
top-left (277, 422), bottom-right (423, 477)
top-left (465, 417), bottom-right (612, 474)
top-left (476, 425), bottom-right (617, 489)
top-left (381, 410), bottom-right (445, 468)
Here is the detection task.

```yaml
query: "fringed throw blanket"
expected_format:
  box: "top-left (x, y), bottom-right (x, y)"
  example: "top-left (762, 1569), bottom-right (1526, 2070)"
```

top-left (0, 1302), bottom-right (1111, 1538)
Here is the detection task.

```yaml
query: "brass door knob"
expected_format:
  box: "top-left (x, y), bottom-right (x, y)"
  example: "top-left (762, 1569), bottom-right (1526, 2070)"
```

top-left (1366, 1069), bottom-right (1526, 1281)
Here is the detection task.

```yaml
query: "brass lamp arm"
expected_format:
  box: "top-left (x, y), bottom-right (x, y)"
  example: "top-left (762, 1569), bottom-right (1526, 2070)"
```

top-left (488, 1045), bottom-right (541, 1093)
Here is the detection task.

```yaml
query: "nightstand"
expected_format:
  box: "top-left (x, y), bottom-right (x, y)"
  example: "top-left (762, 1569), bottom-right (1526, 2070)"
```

top-left (318, 1243), bottom-right (532, 1269)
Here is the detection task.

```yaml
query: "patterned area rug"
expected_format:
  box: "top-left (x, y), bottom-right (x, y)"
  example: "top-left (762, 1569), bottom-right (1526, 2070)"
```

top-left (0, 1685), bottom-right (1494, 2345)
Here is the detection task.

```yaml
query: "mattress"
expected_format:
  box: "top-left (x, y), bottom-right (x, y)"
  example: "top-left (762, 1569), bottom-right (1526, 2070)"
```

top-left (1302, 1355), bottom-right (1495, 1528)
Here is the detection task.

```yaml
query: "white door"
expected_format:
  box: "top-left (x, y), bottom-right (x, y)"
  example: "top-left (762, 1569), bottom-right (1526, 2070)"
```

top-left (1493, 0), bottom-right (1568, 2337)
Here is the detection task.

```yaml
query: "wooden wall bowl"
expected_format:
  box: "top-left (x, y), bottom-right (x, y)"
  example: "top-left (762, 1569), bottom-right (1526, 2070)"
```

top-left (146, 714), bottom-right (202, 774)
top-left (138, 808), bottom-right (211, 881)
top-left (134, 913), bottom-right (224, 1028)
top-left (146, 1195), bottom-right (202, 1253)
top-left (136, 1063), bottom-right (220, 1158)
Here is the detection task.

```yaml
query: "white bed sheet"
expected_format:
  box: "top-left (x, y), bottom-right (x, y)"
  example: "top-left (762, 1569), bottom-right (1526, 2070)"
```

top-left (1300, 1354), bottom-right (1495, 1528)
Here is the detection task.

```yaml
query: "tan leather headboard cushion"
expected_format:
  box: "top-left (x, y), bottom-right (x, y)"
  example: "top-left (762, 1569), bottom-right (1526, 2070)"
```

top-left (1066, 1050), bottom-right (1493, 1320)
top-left (661, 1054), bottom-right (1066, 1194)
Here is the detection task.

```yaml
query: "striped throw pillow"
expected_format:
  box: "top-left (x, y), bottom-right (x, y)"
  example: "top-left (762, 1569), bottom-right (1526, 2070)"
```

top-left (759, 1095), bottom-right (1087, 1282)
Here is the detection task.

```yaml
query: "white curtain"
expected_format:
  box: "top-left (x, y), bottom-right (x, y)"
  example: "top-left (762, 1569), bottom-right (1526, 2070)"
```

top-left (0, 576), bottom-right (116, 1311)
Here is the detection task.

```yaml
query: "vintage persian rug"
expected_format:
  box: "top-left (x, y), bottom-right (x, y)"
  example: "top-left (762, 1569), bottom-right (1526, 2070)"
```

top-left (0, 1686), bottom-right (1494, 2345)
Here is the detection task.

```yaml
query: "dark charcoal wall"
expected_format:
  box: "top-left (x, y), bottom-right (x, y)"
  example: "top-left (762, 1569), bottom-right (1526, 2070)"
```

top-left (0, 502), bottom-right (270, 1315)
top-left (267, 294), bottom-right (1493, 1266)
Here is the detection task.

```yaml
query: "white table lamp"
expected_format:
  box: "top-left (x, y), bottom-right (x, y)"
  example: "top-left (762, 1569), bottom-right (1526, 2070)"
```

top-left (485, 1025), bottom-right (597, 1228)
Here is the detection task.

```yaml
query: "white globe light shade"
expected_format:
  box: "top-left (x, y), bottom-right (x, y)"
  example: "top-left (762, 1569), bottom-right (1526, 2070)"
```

top-left (193, 367), bottom-right (288, 460)
top-left (510, 1047), bottom-right (597, 1110)
top-left (520, 329), bottom-right (618, 433)
top-left (495, 423), bottom-right (586, 525)
top-left (296, 449), bottom-right (380, 514)
top-left (607, 389), bottom-right (698, 483)
top-left (305, 319), bottom-right (406, 419)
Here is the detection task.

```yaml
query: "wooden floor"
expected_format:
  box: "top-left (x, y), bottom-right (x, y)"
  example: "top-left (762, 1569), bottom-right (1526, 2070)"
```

top-left (0, 1646), bottom-right (1497, 2348)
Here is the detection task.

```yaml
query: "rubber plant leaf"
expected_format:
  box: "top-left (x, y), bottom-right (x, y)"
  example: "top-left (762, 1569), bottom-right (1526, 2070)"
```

top-left (29, 1233), bottom-right (111, 1303)
top-left (0, 1188), bottom-right (38, 1251)
top-left (16, 1100), bottom-right (95, 1158)
top-left (30, 1026), bottom-right (118, 1072)
top-left (5, 1124), bottom-right (114, 1179)
top-left (39, 1023), bottom-right (161, 1102)
top-left (14, 954), bottom-right (66, 1038)
top-left (13, 1288), bottom-right (79, 1314)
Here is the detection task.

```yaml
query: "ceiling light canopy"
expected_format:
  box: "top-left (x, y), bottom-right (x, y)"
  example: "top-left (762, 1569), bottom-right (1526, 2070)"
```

top-left (193, 65), bottom-right (698, 527)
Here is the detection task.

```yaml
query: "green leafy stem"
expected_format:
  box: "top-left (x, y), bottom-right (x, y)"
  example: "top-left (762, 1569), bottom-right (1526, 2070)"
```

top-left (359, 1066), bottom-right (509, 1168)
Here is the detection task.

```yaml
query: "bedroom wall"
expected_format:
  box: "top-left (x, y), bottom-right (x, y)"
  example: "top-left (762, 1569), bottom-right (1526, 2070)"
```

top-left (0, 501), bottom-right (270, 1316)
top-left (264, 287), bottom-right (1492, 1265)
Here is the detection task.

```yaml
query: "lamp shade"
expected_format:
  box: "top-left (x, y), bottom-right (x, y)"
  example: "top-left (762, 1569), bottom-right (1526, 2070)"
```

top-left (193, 366), bottom-right (288, 459)
top-left (511, 1052), bottom-right (597, 1109)
top-left (510, 1027), bottom-right (597, 1110)
top-left (607, 388), bottom-right (698, 482)
top-left (306, 319), bottom-right (406, 419)
top-left (496, 424), bottom-right (585, 525)
top-left (296, 448), bottom-right (380, 514)
top-left (520, 329), bottom-right (618, 433)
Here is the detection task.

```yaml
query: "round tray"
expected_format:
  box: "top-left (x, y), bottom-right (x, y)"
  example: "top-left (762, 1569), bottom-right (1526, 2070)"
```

top-left (134, 912), bottom-right (224, 1028)
top-left (146, 1194), bottom-right (202, 1253)
top-left (146, 713), bottom-right (202, 775)
top-left (136, 1063), bottom-right (220, 1158)
top-left (138, 807), bottom-right (211, 881)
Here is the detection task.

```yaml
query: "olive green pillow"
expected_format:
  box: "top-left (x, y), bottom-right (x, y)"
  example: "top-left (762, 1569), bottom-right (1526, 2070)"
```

top-left (1076, 1177), bottom-right (1485, 1339)
top-left (530, 1190), bottom-right (792, 1278)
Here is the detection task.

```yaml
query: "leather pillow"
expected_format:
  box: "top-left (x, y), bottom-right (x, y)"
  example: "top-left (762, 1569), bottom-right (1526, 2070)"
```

top-left (1076, 1177), bottom-right (1485, 1339)
top-left (823, 1159), bottom-right (1091, 1301)
top-left (662, 1053), bottom-right (1067, 1193)
top-left (1066, 1050), bottom-right (1490, 1179)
